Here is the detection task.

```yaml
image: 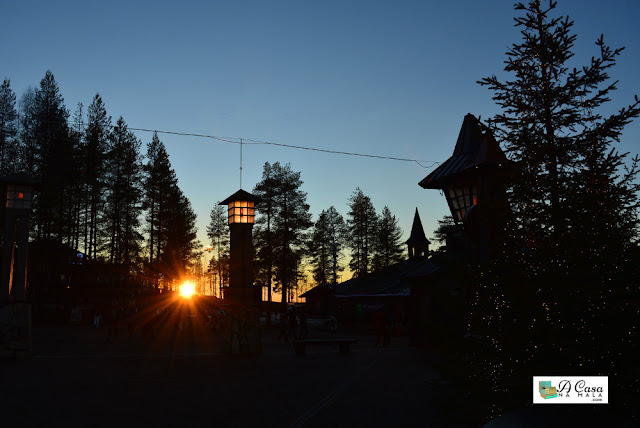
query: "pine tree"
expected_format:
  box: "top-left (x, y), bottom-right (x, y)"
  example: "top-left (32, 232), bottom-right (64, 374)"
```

top-left (432, 215), bottom-right (456, 248)
top-left (142, 132), bottom-right (179, 286)
top-left (83, 94), bottom-right (111, 259)
top-left (67, 103), bottom-right (85, 250)
top-left (207, 203), bottom-right (229, 296)
top-left (161, 188), bottom-right (199, 283)
top-left (372, 206), bottom-right (404, 271)
top-left (0, 79), bottom-right (19, 175)
top-left (253, 162), bottom-right (312, 309)
top-left (18, 87), bottom-right (37, 176)
top-left (346, 188), bottom-right (377, 277)
top-left (29, 70), bottom-right (70, 241)
top-left (253, 162), bottom-right (279, 303)
top-left (103, 117), bottom-right (144, 277)
top-left (309, 206), bottom-right (347, 286)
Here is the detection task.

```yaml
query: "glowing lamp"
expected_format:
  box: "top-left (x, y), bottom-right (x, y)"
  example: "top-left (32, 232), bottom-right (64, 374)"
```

top-left (5, 183), bottom-right (34, 211)
top-left (444, 180), bottom-right (479, 223)
top-left (219, 189), bottom-right (262, 225)
top-left (228, 200), bottom-right (255, 224)
top-left (419, 113), bottom-right (508, 225)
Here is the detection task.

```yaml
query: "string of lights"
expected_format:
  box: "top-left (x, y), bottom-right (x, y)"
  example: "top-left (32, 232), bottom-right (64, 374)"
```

top-left (126, 126), bottom-right (439, 169)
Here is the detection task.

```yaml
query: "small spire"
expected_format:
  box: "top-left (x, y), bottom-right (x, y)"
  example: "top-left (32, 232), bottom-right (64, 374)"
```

top-left (406, 208), bottom-right (430, 259)
top-left (406, 208), bottom-right (430, 245)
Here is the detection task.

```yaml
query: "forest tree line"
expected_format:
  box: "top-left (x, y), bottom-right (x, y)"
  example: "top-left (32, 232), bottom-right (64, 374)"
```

top-left (207, 162), bottom-right (408, 305)
top-left (1, 71), bottom-right (409, 297)
top-left (0, 71), bottom-right (198, 288)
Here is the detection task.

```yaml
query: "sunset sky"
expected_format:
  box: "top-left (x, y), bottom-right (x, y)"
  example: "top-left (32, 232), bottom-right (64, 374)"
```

top-left (3, 0), bottom-right (639, 271)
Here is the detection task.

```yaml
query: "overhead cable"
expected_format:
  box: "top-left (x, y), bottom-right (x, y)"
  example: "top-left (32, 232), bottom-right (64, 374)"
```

top-left (126, 127), bottom-right (439, 169)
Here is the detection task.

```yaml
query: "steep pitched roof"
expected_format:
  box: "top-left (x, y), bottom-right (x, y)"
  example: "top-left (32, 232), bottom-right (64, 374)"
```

top-left (405, 208), bottom-right (430, 245)
top-left (418, 113), bottom-right (507, 189)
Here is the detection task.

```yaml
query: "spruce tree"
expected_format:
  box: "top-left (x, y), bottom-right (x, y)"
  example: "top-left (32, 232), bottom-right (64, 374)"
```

top-left (309, 207), bottom-right (347, 286)
top-left (475, 0), bottom-right (640, 409)
top-left (346, 188), bottom-right (377, 277)
top-left (373, 206), bottom-right (404, 271)
top-left (478, 0), bottom-right (640, 261)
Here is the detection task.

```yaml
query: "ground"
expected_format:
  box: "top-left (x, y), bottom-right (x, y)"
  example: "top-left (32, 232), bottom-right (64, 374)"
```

top-left (3, 321), bottom-right (460, 427)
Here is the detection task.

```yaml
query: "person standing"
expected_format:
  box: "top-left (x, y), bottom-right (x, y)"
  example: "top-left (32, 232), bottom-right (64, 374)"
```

top-left (329, 315), bottom-right (338, 338)
top-left (287, 308), bottom-right (297, 342)
top-left (299, 311), bottom-right (309, 340)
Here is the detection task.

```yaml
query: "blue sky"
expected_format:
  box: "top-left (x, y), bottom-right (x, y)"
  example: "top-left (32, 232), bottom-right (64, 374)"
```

top-left (3, 0), bottom-right (639, 263)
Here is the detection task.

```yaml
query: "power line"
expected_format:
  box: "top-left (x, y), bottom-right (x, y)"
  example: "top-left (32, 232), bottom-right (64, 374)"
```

top-left (126, 126), bottom-right (439, 169)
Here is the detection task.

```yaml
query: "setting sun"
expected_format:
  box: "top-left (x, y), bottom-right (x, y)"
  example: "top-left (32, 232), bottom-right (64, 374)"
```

top-left (179, 281), bottom-right (196, 298)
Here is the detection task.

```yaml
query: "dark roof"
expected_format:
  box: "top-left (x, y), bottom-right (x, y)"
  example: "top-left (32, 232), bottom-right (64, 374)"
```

top-left (300, 283), bottom-right (334, 298)
top-left (418, 113), bottom-right (507, 189)
top-left (334, 258), bottom-right (438, 298)
top-left (219, 189), bottom-right (263, 205)
top-left (405, 208), bottom-right (430, 245)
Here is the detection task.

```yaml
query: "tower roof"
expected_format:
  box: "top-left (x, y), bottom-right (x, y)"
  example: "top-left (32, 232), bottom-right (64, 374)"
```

top-left (219, 189), bottom-right (263, 205)
top-left (405, 208), bottom-right (430, 245)
top-left (418, 113), bottom-right (507, 189)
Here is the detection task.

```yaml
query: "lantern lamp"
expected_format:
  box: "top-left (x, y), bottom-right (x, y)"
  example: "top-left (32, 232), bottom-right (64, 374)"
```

top-left (419, 113), bottom-right (509, 225)
top-left (1, 173), bottom-right (38, 301)
top-left (220, 189), bottom-right (261, 225)
top-left (419, 114), bottom-right (511, 262)
top-left (5, 178), bottom-right (36, 211)
top-left (227, 200), bottom-right (255, 224)
top-left (444, 180), bottom-right (479, 223)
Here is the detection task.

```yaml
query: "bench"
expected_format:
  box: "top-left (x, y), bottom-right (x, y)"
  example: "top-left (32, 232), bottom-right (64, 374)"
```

top-left (293, 339), bottom-right (358, 356)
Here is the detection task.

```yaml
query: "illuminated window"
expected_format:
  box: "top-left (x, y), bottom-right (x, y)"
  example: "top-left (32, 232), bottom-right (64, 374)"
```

top-left (228, 201), bottom-right (255, 224)
top-left (6, 185), bottom-right (33, 210)
top-left (446, 182), bottom-right (478, 222)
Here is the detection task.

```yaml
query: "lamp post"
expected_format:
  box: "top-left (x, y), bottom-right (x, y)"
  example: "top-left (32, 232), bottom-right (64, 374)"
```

top-left (420, 114), bottom-right (511, 262)
top-left (1, 174), bottom-right (37, 301)
top-left (219, 189), bottom-right (261, 305)
top-left (218, 189), bottom-right (263, 355)
top-left (1, 173), bottom-right (37, 357)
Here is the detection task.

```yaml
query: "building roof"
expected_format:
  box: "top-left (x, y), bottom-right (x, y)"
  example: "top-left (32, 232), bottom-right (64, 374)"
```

top-left (418, 113), bottom-right (507, 189)
top-left (299, 283), bottom-right (335, 299)
top-left (334, 258), bottom-right (438, 298)
top-left (405, 208), bottom-right (430, 245)
top-left (219, 189), bottom-right (263, 205)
